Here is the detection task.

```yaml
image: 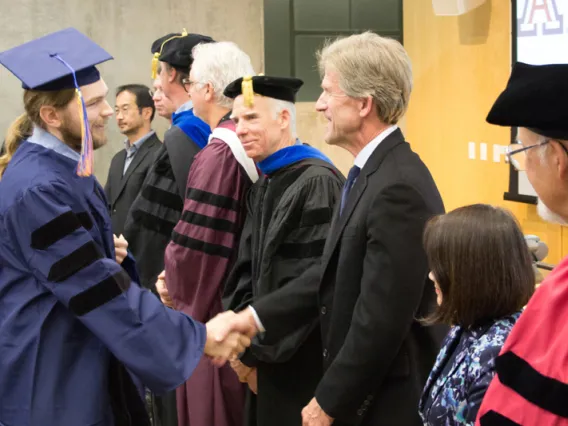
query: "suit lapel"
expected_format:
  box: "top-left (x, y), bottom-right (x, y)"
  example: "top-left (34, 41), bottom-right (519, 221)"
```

top-left (111, 150), bottom-right (126, 203)
top-left (113, 136), bottom-right (157, 204)
top-left (322, 129), bottom-right (405, 262)
top-left (324, 173), bottom-right (368, 258)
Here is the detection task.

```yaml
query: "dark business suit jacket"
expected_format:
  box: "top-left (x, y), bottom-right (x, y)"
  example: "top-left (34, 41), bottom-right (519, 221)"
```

top-left (252, 128), bottom-right (447, 425)
top-left (104, 133), bottom-right (161, 236)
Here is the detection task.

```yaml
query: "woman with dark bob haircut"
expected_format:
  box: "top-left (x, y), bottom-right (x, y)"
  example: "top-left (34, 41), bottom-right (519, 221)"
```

top-left (418, 204), bottom-right (535, 425)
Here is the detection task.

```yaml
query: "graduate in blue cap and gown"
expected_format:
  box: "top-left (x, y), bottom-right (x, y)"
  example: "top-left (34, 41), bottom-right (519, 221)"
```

top-left (222, 75), bottom-right (345, 426)
top-left (0, 28), bottom-right (249, 426)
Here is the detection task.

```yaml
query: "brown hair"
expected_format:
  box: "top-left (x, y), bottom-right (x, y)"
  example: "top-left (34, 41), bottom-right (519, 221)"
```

top-left (164, 63), bottom-right (188, 86)
top-left (0, 88), bottom-right (75, 178)
top-left (423, 204), bottom-right (535, 327)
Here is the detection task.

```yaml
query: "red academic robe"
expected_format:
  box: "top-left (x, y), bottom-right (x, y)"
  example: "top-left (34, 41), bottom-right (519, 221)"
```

top-left (164, 120), bottom-right (253, 426)
top-left (476, 256), bottom-right (568, 426)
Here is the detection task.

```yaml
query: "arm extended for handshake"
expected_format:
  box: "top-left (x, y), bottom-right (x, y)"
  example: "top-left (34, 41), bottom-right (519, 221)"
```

top-left (156, 272), bottom-right (260, 364)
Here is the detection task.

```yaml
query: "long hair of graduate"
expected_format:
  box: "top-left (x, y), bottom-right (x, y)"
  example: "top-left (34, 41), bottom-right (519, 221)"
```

top-left (0, 88), bottom-right (76, 178)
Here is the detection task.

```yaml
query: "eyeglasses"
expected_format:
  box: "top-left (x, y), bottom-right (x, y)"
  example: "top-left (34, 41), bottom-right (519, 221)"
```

top-left (182, 78), bottom-right (201, 93)
top-left (505, 140), bottom-right (550, 171)
top-left (506, 138), bottom-right (568, 171)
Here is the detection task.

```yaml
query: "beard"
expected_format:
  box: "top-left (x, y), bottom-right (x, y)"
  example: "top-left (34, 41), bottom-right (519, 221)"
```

top-left (537, 199), bottom-right (568, 225)
top-left (60, 118), bottom-right (108, 151)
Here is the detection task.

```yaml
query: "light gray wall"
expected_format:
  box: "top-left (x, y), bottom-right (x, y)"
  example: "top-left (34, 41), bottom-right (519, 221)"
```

top-left (0, 0), bottom-right (264, 184)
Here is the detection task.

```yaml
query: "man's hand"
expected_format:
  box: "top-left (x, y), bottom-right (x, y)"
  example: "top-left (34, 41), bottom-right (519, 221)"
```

top-left (155, 271), bottom-right (173, 308)
top-left (206, 311), bottom-right (258, 366)
top-left (209, 308), bottom-right (259, 342)
top-left (205, 322), bottom-right (251, 365)
top-left (302, 398), bottom-right (334, 426)
top-left (230, 358), bottom-right (253, 383)
top-left (246, 367), bottom-right (258, 394)
top-left (114, 234), bottom-right (128, 264)
top-left (230, 359), bottom-right (258, 394)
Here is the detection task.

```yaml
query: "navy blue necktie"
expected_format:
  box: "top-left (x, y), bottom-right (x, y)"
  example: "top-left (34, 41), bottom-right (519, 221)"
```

top-left (340, 165), bottom-right (361, 216)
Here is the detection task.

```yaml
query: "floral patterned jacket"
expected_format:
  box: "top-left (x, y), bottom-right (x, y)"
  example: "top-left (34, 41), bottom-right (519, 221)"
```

top-left (418, 312), bottom-right (521, 425)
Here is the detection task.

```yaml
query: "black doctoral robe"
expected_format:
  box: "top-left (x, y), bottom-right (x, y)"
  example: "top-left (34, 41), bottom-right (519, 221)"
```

top-left (122, 124), bottom-right (207, 426)
top-left (123, 126), bottom-right (202, 291)
top-left (224, 158), bottom-right (345, 426)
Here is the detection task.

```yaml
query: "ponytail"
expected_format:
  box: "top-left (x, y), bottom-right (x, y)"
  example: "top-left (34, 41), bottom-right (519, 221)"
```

top-left (0, 113), bottom-right (33, 178)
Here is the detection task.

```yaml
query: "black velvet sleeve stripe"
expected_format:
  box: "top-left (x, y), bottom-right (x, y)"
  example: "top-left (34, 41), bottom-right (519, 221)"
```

top-left (131, 209), bottom-right (177, 237)
top-left (171, 231), bottom-right (232, 258)
top-left (31, 211), bottom-right (82, 250)
top-left (141, 186), bottom-right (183, 212)
top-left (186, 188), bottom-right (239, 212)
top-left (277, 239), bottom-right (326, 259)
top-left (47, 241), bottom-right (103, 282)
top-left (299, 207), bottom-right (333, 228)
top-left (496, 351), bottom-right (568, 418)
top-left (479, 411), bottom-right (522, 426)
top-left (180, 211), bottom-right (236, 233)
top-left (76, 212), bottom-right (94, 230)
top-left (69, 269), bottom-right (131, 316)
top-left (153, 157), bottom-right (176, 180)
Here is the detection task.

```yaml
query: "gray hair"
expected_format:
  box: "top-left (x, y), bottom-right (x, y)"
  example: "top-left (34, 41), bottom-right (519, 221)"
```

top-left (317, 31), bottom-right (412, 125)
top-left (537, 136), bottom-right (551, 163)
top-left (191, 41), bottom-right (255, 109)
top-left (270, 98), bottom-right (297, 138)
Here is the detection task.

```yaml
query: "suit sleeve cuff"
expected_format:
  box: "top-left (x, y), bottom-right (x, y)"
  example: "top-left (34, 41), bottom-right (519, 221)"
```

top-left (315, 387), bottom-right (340, 420)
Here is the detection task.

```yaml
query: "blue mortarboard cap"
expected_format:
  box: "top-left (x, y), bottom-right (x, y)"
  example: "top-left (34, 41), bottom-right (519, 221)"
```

top-left (0, 27), bottom-right (113, 91)
top-left (0, 28), bottom-right (113, 176)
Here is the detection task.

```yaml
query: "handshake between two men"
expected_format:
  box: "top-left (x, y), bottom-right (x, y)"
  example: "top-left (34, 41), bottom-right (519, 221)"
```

top-left (156, 271), bottom-right (259, 389)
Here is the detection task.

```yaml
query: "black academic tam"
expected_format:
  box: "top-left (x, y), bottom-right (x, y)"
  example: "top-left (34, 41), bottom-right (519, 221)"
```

top-left (487, 61), bottom-right (568, 140)
top-left (224, 75), bottom-right (304, 103)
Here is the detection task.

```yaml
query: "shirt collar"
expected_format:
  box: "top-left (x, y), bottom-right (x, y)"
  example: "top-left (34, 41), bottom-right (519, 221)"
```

top-left (353, 125), bottom-right (398, 169)
top-left (175, 100), bottom-right (193, 114)
top-left (27, 125), bottom-right (80, 162)
top-left (124, 130), bottom-right (155, 152)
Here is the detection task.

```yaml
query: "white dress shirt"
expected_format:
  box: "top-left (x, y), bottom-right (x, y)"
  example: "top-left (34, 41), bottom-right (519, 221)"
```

top-left (353, 125), bottom-right (398, 169)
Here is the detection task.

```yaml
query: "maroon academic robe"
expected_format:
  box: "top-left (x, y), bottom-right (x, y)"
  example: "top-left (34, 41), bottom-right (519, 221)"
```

top-left (476, 255), bottom-right (568, 426)
top-left (164, 119), bottom-right (254, 426)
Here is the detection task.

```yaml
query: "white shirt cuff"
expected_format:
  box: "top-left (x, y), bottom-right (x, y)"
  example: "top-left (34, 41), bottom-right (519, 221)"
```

top-left (248, 306), bottom-right (266, 333)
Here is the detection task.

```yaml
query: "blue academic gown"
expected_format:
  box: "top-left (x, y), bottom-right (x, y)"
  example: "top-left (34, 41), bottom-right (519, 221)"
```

top-left (0, 127), bottom-right (206, 426)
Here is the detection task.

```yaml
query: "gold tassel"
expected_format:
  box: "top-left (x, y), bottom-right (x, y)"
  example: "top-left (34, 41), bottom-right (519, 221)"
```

top-left (151, 29), bottom-right (189, 79)
top-left (242, 76), bottom-right (254, 107)
top-left (151, 53), bottom-right (160, 80)
top-left (76, 89), bottom-right (86, 149)
top-left (75, 89), bottom-right (94, 177)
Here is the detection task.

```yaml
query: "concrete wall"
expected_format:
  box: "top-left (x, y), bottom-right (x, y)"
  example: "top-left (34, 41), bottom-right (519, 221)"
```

top-left (0, 0), bottom-right (264, 184)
